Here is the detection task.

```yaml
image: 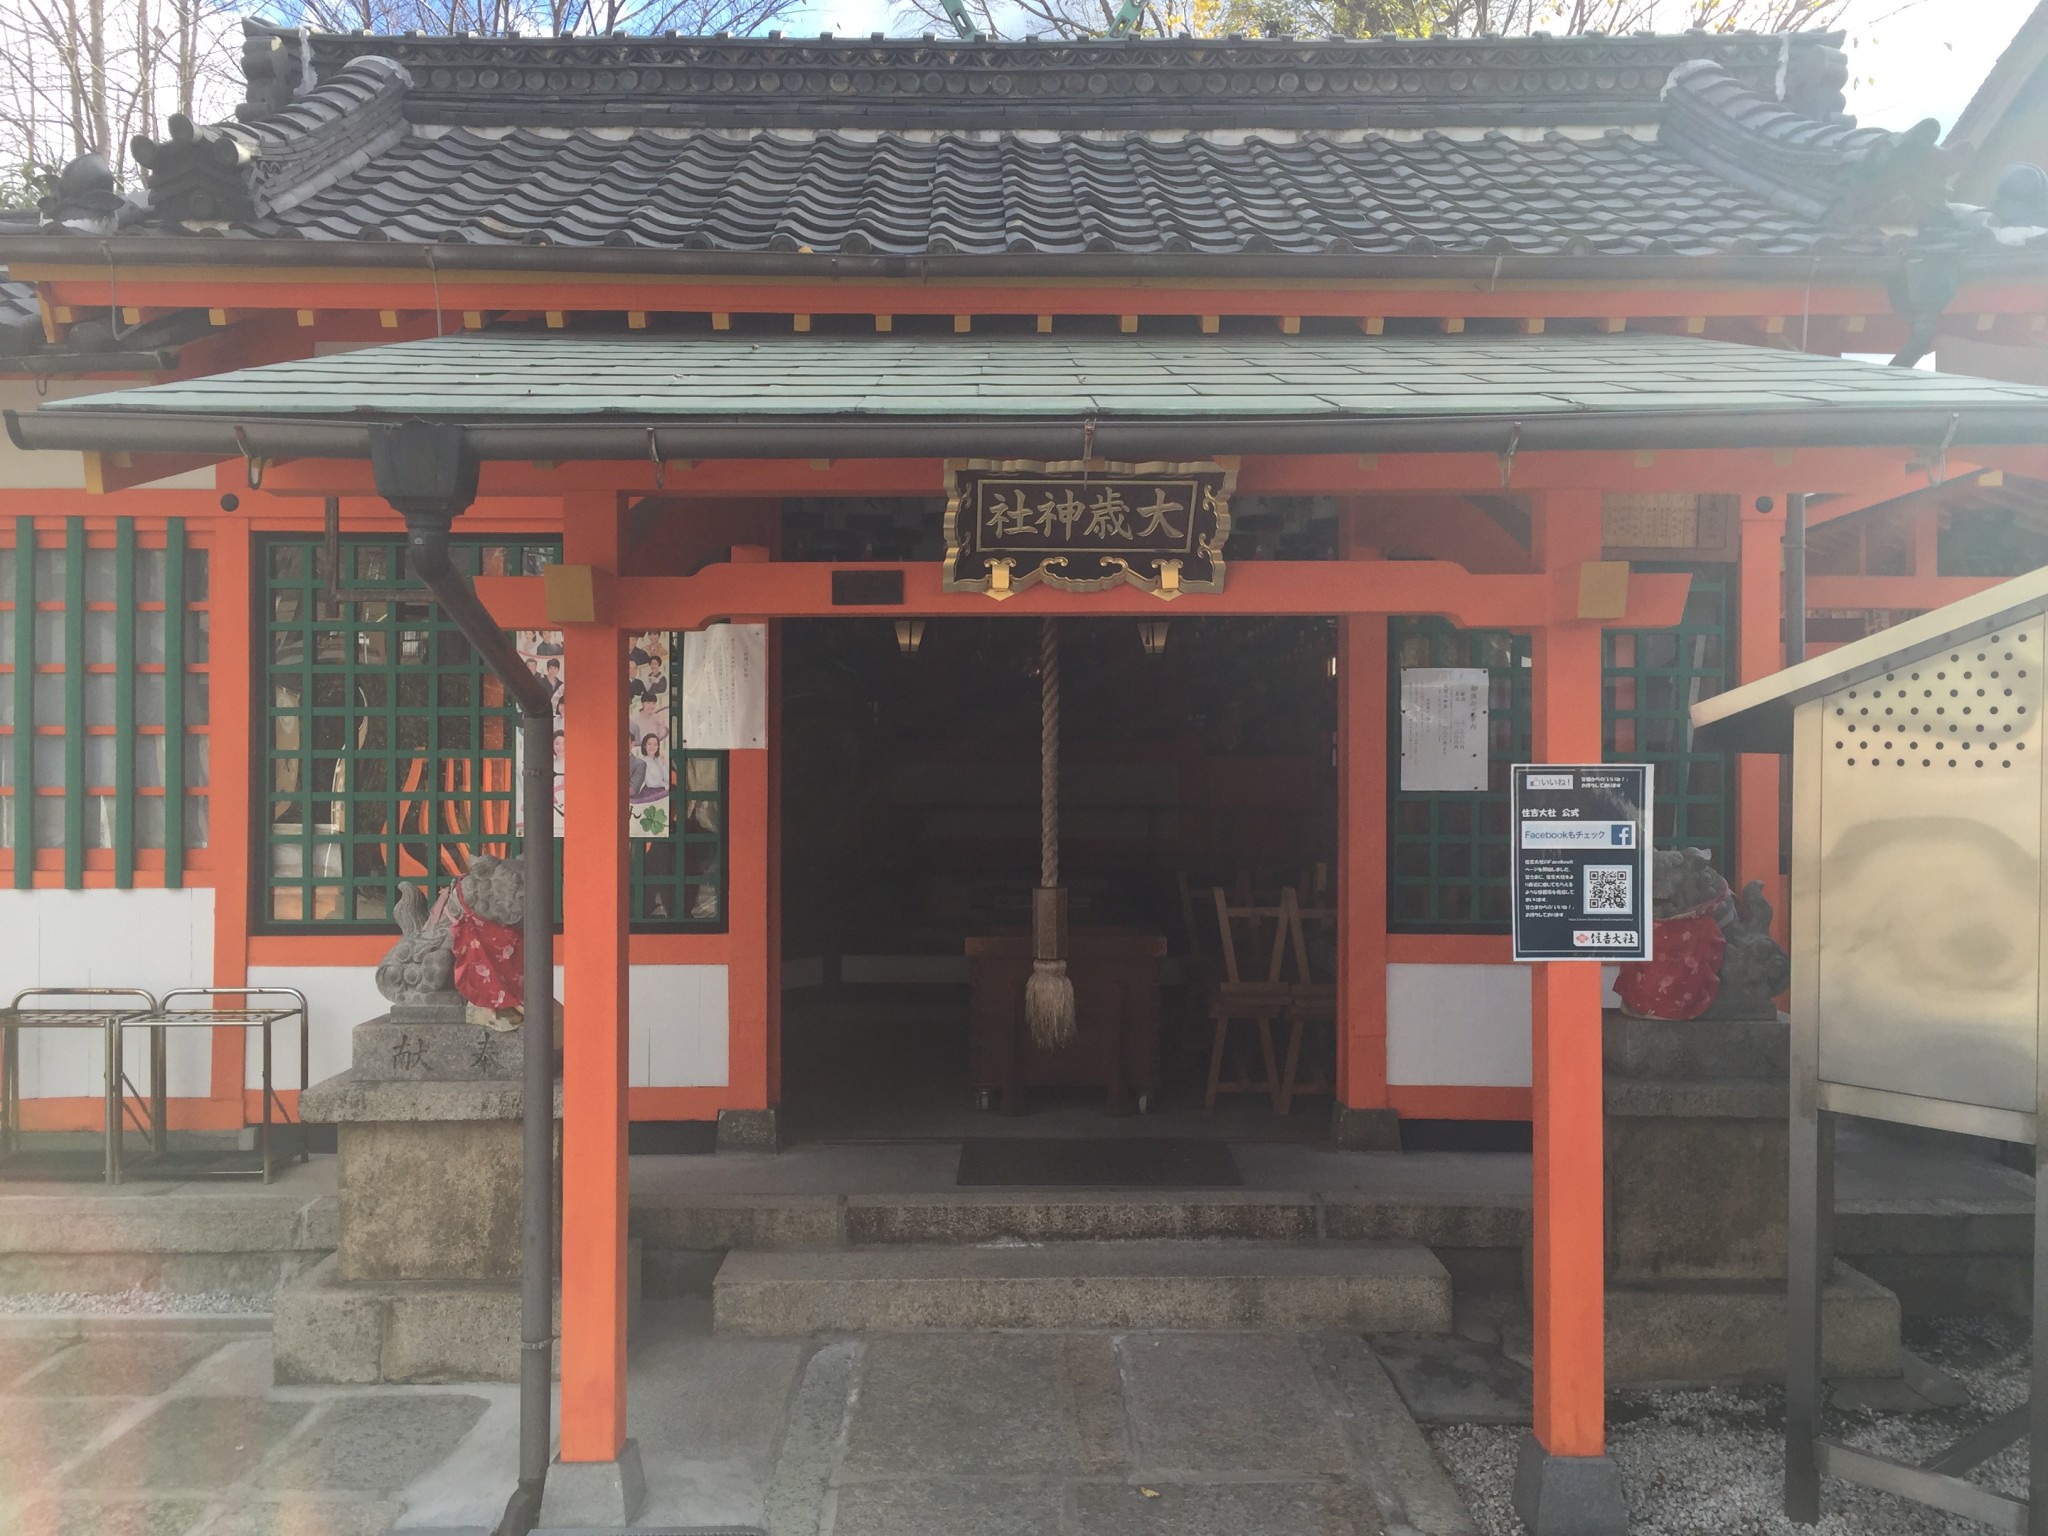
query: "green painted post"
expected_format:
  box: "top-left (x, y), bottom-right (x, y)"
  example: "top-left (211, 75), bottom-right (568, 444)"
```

top-left (114, 523), bottom-right (135, 887)
top-left (9, 518), bottom-right (31, 889)
top-left (62, 520), bottom-right (84, 889)
top-left (164, 520), bottom-right (186, 888)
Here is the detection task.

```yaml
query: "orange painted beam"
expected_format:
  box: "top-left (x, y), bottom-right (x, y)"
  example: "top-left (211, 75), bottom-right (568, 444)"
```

top-left (1528, 487), bottom-right (1609, 1463)
top-left (557, 495), bottom-right (632, 1466)
top-left (19, 264), bottom-right (1961, 322)
top-left (1336, 599), bottom-right (1390, 1111)
top-left (1805, 574), bottom-right (2001, 610)
top-left (1386, 933), bottom-right (1512, 964)
top-left (1385, 1085), bottom-right (1532, 1121)
top-left (476, 560), bottom-right (1691, 632)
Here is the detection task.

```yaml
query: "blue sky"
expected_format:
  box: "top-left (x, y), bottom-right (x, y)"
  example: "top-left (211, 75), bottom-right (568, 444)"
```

top-left (778, 0), bottom-right (2036, 137)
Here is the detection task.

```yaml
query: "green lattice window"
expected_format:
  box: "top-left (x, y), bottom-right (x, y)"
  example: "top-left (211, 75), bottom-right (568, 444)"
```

top-left (2, 518), bottom-right (211, 889)
top-left (260, 535), bottom-right (725, 931)
top-left (1388, 566), bottom-right (1736, 932)
top-left (1603, 564), bottom-right (1735, 868)
top-left (1387, 622), bottom-right (1532, 931)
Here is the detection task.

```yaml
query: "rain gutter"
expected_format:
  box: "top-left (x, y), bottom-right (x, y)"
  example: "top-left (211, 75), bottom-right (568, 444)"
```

top-left (12, 405), bottom-right (2048, 463)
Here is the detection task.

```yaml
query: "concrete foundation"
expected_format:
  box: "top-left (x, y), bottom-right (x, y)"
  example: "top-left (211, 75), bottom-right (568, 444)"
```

top-left (271, 1013), bottom-right (566, 1384)
top-left (536, 1438), bottom-right (646, 1528)
top-left (1601, 1011), bottom-right (1903, 1382)
top-left (1607, 1260), bottom-right (1901, 1385)
top-left (1512, 1431), bottom-right (1629, 1536)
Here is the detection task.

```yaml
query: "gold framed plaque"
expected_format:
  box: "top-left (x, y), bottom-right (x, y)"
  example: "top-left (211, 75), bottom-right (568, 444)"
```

top-left (942, 458), bottom-right (1236, 601)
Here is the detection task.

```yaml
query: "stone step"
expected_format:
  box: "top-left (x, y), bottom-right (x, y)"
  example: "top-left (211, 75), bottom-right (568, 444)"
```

top-left (712, 1240), bottom-right (1452, 1335)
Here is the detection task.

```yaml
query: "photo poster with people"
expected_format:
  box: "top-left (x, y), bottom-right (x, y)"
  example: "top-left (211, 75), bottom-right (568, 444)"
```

top-left (512, 630), bottom-right (677, 838)
top-left (626, 631), bottom-right (673, 836)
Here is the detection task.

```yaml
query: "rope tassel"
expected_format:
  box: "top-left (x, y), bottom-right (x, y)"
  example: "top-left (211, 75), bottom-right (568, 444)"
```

top-left (1026, 616), bottom-right (1077, 1050)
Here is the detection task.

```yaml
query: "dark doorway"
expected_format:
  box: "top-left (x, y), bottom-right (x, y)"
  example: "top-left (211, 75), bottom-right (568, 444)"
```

top-left (779, 613), bottom-right (1340, 1141)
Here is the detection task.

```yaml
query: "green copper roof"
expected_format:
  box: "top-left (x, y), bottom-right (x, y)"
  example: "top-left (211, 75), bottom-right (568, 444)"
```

top-left (39, 331), bottom-right (2048, 421)
top-left (15, 330), bottom-right (2048, 462)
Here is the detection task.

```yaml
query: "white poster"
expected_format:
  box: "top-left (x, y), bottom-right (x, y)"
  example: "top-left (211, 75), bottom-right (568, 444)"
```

top-left (1399, 667), bottom-right (1490, 793)
top-left (681, 623), bottom-right (767, 750)
top-left (514, 630), bottom-right (566, 836)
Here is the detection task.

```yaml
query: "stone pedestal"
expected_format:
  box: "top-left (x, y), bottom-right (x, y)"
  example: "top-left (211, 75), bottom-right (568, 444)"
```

top-left (1603, 1011), bottom-right (1900, 1384)
top-left (271, 1012), bottom-right (630, 1384)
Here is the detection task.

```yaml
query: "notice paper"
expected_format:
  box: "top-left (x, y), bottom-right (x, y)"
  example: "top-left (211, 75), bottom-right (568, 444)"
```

top-left (681, 622), bottom-right (768, 750)
top-left (1399, 667), bottom-right (1490, 793)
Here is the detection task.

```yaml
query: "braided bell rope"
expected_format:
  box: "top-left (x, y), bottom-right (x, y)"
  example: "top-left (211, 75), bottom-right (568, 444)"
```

top-left (1040, 616), bottom-right (1059, 891)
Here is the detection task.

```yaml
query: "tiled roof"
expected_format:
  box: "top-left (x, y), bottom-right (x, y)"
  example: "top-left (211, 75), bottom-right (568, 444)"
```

top-left (263, 118), bottom-right (1894, 257)
top-left (15, 24), bottom-right (2031, 260)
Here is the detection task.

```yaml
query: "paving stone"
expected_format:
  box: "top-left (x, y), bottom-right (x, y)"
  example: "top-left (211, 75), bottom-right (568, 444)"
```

top-left (760, 1340), bottom-right (858, 1536)
top-left (0, 1398), bottom-right (135, 1490)
top-left (1371, 1335), bottom-right (1533, 1426)
top-left (625, 1329), bottom-right (805, 1466)
top-left (70, 1398), bottom-right (314, 1491)
top-left (1118, 1334), bottom-right (1355, 1477)
top-left (0, 1338), bottom-right (74, 1391)
top-left (1075, 1481), bottom-right (1385, 1536)
top-left (0, 1498), bottom-right (209, 1536)
top-left (171, 1339), bottom-right (274, 1399)
top-left (197, 1500), bottom-right (404, 1536)
top-left (254, 1396), bottom-right (489, 1494)
top-left (840, 1334), bottom-right (1124, 1480)
top-left (19, 1335), bottom-right (227, 1398)
top-left (829, 1480), bottom-right (1066, 1536)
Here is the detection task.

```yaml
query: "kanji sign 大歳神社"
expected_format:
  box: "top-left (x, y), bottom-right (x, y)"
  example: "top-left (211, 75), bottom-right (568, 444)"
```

top-left (942, 460), bottom-right (1234, 600)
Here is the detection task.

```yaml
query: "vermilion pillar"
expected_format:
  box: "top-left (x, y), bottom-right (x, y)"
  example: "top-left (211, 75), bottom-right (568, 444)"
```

top-left (1736, 497), bottom-right (1787, 948)
top-left (1335, 606), bottom-right (1395, 1143)
top-left (1516, 488), bottom-right (1627, 1533)
top-left (556, 494), bottom-right (635, 1483)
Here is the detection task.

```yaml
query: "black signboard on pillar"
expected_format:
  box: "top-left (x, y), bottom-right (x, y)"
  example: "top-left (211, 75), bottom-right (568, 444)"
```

top-left (1510, 763), bottom-right (1654, 963)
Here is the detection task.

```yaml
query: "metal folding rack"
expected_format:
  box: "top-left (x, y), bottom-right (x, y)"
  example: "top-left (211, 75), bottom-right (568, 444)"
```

top-left (0, 988), bottom-right (158, 1182)
top-left (119, 987), bottom-right (312, 1183)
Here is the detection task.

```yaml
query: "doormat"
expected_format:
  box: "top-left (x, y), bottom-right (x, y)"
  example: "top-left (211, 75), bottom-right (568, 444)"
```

top-left (956, 1137), bottom-right (1240, 1188)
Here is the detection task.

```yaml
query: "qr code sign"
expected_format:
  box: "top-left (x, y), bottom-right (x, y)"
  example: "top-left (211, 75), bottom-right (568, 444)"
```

top-left (1583, 865), bottom-right (1634, 916)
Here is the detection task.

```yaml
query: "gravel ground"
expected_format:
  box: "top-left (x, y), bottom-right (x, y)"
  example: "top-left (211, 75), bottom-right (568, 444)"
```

top-left (1429, 1317), bottom-right (2030, 1536)
top-left (0, 1286), bottom-right (270, 1315)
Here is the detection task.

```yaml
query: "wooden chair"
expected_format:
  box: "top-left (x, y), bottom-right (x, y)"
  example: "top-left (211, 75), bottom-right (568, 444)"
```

top-left (1204, 887), bottom-right (1292, 1112)
top-left (1277, 886), bottom-right (1337, 1115)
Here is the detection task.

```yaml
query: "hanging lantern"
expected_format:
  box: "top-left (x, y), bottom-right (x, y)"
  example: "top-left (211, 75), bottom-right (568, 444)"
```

top-left (1137, 620), bottom-right (1170, 658)
top-left (893, 618), bottom-right (926, 656)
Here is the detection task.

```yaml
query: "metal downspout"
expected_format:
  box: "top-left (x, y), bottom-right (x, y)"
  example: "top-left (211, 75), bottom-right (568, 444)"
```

top-left (1784, 492), bottom-right (1807, 667)
top-left (370, 423), bottom-right (556, 1536)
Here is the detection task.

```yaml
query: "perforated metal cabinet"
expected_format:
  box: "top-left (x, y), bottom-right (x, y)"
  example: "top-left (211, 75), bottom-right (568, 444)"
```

top-left (1691, 569), bottom-right (2048, 1535)
top-left (1807, 629), bottom-right (2043, 1122)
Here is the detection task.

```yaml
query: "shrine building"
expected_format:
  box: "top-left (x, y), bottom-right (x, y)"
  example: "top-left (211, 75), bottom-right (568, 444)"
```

top-left (4, 16), bottom-right (2048, 1514)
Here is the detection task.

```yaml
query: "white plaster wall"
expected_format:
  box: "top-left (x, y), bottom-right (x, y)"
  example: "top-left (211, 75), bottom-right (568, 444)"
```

top-left (1386, 962), bottom-right (1533, 1088)
top-left (0, 889), bottom-right (214, 1097)
top-left (243, 965), bottom-right (384, 1092)
top-left (242, 961), bottom-right (732, 1092)
top-left (632, 965), bottom-right (729, 1088)
top-left (0, 381), bottom-right (216, 490)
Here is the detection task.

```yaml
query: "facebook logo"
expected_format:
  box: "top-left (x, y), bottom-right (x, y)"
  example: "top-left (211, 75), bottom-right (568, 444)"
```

top-left (1611, 823), bottom-right (1634, 847)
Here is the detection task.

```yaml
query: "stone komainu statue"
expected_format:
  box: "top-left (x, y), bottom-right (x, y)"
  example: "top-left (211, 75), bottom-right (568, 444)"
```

top-left (1645, 846), bottom-right (1792, 1020)
top-left (375, 854), bottom-right (528, 1027)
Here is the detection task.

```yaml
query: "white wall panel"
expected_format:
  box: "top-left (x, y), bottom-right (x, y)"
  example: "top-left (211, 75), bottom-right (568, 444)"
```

top-left (243, 965), bottom-right (384, 1091)
top-left (1386, 962), bottom-right (1533, 1088)
top-left (633, 965), bottom-right (729, 1088)
top-left (0, 889), bottom-right (214, 1097)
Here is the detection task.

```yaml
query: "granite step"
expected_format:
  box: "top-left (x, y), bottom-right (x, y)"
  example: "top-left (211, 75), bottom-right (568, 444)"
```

top-left (712, 1239), bottom-right (1452, 1335)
